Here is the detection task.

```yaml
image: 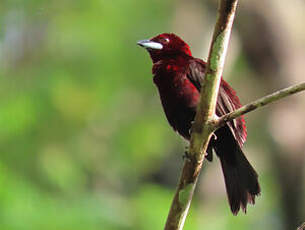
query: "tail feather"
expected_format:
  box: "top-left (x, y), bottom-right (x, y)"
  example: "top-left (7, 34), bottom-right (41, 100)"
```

top-left (219, 152), bottom-right (260, 214)
top-left (213, 126), bottom-right (260, 215)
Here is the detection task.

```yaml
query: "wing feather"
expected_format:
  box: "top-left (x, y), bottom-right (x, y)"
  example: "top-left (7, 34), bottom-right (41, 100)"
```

top-left (186, 58), bottom-right (247, 147)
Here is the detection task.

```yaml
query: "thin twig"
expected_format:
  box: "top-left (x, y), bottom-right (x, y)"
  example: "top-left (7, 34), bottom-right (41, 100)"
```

top-left (164, 0), bottom-right (239, 229)
top-left (215, 82), bottom-right (305, 129)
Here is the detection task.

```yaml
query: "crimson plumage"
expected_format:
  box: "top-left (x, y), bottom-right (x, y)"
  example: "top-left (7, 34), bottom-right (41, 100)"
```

top-left (138, 33), bottom-right (260, 215)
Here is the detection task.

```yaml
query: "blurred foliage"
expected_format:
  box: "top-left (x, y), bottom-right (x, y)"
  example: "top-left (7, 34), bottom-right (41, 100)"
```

top-left (0, 0), bottom-right (304, 230)
top-left (0, 0), bottom-right (187, 229)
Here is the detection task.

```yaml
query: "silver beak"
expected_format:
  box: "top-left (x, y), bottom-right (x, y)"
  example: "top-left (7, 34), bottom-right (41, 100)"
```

top-left (137, 40), bottom-right (163, 50)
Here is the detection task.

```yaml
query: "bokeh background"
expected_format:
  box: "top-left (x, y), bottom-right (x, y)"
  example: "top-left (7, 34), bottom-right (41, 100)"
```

top-left (0, 0), bottom-right (305, 229)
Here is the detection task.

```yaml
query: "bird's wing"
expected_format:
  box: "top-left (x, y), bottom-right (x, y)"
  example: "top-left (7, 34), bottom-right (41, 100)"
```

top-left (186, 58), bottom-right (247, 147)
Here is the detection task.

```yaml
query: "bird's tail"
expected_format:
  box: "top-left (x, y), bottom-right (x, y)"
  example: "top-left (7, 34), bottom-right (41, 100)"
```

top-left (213, 126), bottom-right (261, 215)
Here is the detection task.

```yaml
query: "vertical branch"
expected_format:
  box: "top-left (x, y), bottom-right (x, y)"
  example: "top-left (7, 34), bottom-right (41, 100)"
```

top-left (164, 0), bottom-right (239, 229)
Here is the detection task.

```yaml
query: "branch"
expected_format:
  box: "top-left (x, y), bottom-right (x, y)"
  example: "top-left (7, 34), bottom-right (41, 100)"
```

top-left (164, 0), bottom-right (239, 229)
top-left (297, 222), bottom-right (305, 230)
top-left (215, 82), bottom-right (305, 129)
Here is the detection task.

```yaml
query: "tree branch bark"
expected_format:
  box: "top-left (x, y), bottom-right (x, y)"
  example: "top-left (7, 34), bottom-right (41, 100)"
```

top-left (164, 0), bottom-right (239, 229)
top-left (215, 82), bottom-right (305, 129)
top-left (297, 222), bottom-right (305, 230)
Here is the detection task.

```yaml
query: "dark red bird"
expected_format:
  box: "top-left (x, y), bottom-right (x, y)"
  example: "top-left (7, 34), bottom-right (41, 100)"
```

top-left (137, 33), bottom-right (260, 215)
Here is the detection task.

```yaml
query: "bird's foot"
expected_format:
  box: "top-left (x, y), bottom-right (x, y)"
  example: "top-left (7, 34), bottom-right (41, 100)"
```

top-left (183, 151), bottom-right (192, 162)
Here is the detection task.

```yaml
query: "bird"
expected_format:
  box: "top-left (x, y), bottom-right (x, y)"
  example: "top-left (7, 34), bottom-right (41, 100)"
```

top-left (137, 33), bottom-right (260, 215)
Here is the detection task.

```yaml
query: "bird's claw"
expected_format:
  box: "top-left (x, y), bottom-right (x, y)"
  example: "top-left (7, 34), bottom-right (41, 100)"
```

top-left (183, 151), bottom-right (192, 162)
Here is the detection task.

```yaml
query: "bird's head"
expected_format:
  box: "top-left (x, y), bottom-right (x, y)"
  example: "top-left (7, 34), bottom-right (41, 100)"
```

top-left (137, 33), bottom-right (192, 63)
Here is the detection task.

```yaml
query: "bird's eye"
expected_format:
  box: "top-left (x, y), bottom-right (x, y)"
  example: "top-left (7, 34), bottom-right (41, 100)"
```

top-left (164, 38), bottom-right (170, 43)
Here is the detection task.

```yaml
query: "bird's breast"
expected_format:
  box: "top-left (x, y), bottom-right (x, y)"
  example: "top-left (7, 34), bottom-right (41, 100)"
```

top-left (153, 67), bottom-right (200, 108)
top-left (153, 67), bottom-right (200, 139)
